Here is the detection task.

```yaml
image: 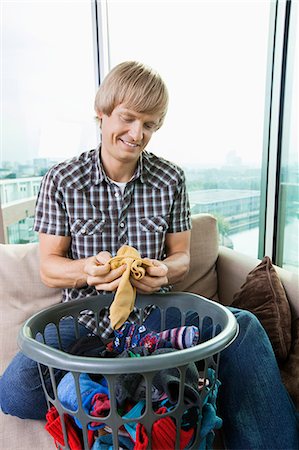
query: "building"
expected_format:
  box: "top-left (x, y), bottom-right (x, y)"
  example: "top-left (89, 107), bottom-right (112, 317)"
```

top-left (189, 189), bottom-right (260, 233)
top-left (0, 177), bottom-right (42, 243)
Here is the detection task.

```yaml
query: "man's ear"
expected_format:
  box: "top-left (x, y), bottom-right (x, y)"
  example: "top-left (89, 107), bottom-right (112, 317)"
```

top-left (95, 109), bottom-right (104, 120)
top-left (95, 109), bottom-right (103, 128)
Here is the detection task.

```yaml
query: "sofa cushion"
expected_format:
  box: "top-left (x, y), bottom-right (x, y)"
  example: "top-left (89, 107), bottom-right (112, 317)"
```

top-left (173, 214), bottom-right (219, 300)
top-left (280, 318), bottom-right (299, 409)
top-left (0, 243), bottom-right (61, 373)
top-left (231, 256), bottom-right (292, 362)
top-left (0, 413), bottom-right (53, 449)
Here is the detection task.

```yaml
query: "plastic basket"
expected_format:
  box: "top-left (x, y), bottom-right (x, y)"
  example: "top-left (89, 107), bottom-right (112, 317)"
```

top-left (18, 292), bottom-right (238, 450)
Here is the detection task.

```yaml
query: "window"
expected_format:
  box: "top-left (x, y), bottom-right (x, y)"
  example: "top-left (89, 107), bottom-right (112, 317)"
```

top-left (275, 3), bottom-right (298, 273)
top-left (1, 1), bottom-right (298, 273)
top-left (1, 0), bottom-right (98, 243)
top-left (105, 0), bottom-right (271, 258)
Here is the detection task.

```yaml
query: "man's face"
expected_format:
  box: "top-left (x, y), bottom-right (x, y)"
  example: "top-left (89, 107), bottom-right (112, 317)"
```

top-left (97, 104), bottom-right (160, 165)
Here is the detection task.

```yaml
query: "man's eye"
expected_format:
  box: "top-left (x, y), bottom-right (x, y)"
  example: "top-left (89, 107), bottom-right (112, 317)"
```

top-left (144, 123), bottom-right (156, 130)
top-left (120, 115), bottom-right (133, 122)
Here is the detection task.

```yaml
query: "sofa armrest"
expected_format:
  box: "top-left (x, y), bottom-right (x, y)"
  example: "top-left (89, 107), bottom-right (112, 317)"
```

top-left (217, 245), bottom-right (299, 318)
top-left (0, 243), bottom-right (61, 374)
top-left (173, 214), bottom-right (219, 300)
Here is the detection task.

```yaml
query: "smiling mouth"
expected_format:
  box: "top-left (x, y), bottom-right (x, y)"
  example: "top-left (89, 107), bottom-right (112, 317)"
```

top-left (120, 138), bottom-right (140, 148)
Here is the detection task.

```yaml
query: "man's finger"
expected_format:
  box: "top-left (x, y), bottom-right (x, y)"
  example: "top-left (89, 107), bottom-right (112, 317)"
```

top-left (131, 274), bottom-right (168, 290)
top-left (146, 263), bottom-right (168, 277)
top-left (85, 259), bottom-right (111, 277)
top-left (95, 251), bottom-right (112, 265)
top-left (88, 264), bottom-right (126, 281)
top-left (95, 277), bottom-right (122, 292)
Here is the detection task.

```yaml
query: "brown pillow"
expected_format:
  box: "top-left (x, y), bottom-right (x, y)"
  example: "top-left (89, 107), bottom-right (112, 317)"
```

top-left (280, 318), bottom-right (299, 409)
top-left (231, 256), bottom-right (292, 362)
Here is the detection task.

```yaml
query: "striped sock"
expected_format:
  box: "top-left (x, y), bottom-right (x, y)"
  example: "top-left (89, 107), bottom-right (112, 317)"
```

top-left (158, 326), bottom-right (199, 349)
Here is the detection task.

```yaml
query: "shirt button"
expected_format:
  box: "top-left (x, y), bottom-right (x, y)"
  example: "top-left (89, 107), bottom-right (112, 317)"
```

top-left (158, 225), bottom-right (164, 232)
top-left (120, 222), bottom-right (125, 228)
top-left (81, 228), bottom-right (86, 234)
top-left (115, 192), bottom-right (120, 198)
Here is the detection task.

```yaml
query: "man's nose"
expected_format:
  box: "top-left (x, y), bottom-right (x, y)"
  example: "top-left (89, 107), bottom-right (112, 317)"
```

top-left (128, 121), bottom-right (143, 141)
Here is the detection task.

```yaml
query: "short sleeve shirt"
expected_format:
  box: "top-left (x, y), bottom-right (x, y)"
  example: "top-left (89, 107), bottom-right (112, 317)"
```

top-left (34, 147), bottom-right (191, 335)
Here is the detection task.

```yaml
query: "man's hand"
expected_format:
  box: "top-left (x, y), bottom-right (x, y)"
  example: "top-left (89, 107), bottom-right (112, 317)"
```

top-left (84, 251), bottom-right (126, 291)
top-left (130, 259), bottom-right (169, 293)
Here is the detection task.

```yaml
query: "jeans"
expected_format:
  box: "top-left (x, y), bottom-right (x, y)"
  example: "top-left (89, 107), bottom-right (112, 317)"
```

top-left (218, 308), bottom-right (298, 450)
top-left (145, 307), bottom-right (299, 449)
top-left (0, 318), bottom-right (89, 419)
top-left (1, 308), bottom-right (298, 449)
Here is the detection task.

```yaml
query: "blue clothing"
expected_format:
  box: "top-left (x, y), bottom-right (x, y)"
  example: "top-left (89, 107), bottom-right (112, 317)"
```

top-left (91, 433), bottom-right (134, 450)
top-left (57, 372), bottom-right (108, 429)
top-left (146, 307), bottom-right (299, 449)
top-left (218, 308), bottom-right (299, 449)
top-left (0, 308), bottom-right (298, 449)
top-left (0, 318), bottom-right (89, 420)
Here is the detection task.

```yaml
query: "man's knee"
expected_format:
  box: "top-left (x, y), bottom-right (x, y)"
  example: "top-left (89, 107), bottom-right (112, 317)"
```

top-left (229, 306), bottom-right (264, 332)
top-left (225, 307), bottom-right (273, 359)
top-left (0, 353), bottom-right (47, 419)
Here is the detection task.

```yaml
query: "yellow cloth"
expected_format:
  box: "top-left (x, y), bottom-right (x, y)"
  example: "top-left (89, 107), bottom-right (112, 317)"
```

top-left (108, 245), bottom-right (153, 330)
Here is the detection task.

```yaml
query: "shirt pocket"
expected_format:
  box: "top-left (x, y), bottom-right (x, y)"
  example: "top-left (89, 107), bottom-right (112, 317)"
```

top-left (70, 218), bottom-right (106, 236)
top-left (139, 215), bottom-right (169, 233)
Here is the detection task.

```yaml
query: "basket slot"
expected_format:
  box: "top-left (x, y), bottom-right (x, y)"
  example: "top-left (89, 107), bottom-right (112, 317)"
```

top-left (58, 407), bottom-right (70, 450)
top-left (37, 362), bottom-right (51, 407)
top-left (106, 374), bottom-right (120, 420)
top-left (48, 365), bottom-right (58, 401)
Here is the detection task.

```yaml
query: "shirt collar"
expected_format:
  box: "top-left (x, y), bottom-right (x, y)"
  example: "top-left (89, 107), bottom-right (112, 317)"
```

top-left (73, 146), bottom-right (164, 191)
top-left (93, 145), bottom-right (147, 185)
top-left (92, 144), bottom-right (105, 184)
top-left (139, 151), bottom-right (163, 189)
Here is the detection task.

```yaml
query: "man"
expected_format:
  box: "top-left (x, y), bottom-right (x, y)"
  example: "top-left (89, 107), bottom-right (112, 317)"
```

top-left (34, 60), bottom-right (191, 337)
top-left (0, 61), bottom-right (192, 419)
top-left (1, 61), bottom-right (298, 450)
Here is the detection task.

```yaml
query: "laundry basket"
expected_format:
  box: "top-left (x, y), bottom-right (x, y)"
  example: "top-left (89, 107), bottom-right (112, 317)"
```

top-left (18, 292), bottom-right (238, 450)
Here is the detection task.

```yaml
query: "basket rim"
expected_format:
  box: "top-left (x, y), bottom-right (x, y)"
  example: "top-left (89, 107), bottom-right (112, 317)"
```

top-left (18, 292), bottom-right (239, 374)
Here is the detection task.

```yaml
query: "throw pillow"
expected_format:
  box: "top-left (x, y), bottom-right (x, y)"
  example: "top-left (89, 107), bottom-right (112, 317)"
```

top-left (280, 318), bottom-right (299, 409)
top-left (231, 256), bottom-right (292, 362)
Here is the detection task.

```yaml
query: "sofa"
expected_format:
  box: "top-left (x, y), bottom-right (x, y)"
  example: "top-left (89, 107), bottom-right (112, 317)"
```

top-left (0, 213), bottom-right (298, 450)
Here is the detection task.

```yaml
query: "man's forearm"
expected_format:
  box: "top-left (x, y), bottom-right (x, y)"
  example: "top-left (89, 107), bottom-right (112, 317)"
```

top-left (40, 254), bottom-right (90, 289)
top-left (163, 252), bottom-right (190, 285)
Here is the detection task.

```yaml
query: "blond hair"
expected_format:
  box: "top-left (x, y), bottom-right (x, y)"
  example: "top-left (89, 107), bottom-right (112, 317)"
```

top-left (94, 61), bottom-right (169, 129)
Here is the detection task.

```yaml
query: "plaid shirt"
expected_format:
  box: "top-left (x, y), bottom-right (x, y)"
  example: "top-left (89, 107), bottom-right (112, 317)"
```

top-left (34, 146), bottom-right (191, 337)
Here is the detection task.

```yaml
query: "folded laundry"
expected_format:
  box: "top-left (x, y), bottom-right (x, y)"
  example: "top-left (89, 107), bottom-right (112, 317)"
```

top-left (116, 345), bottom-right (152, 358)
top-left (114, 372), bottom-right (144, 406)
top-left (90, 392), bottom-right (110, 417)
top-left (114, 348), bottom-right (201, 406)
top-left (57, 372), bottom-right (109, 429)
top-left (113, 322), bottom-right (170, 354)
top-left (151, 348), bottom-right (201, 406)
top-left (45, 406), bottom-right (83, 450)
top-left (134, 406), bottom-right (194, 450)
top-left (198, 402), bottom-right (223, 449)
top-left (55, 329), bottom-right (222, 449)
top-left (122, 400), bottom-right (146, 439)
top-left (67, 335), bottom-right (107, 357)
top-left (159, 326), bottom-right (200, 349)
top-left (91, 432), bottom-right (133, 450)
top-left (113, 322), bottom-right (199, 354)
top-left (92, 403), bottom-right (195, 450)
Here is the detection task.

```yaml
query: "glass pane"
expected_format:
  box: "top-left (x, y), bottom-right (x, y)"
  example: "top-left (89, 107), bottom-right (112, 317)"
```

top-left (1, 1), bottom-right (97, 243)
top-left (276, 5), bottom-right (299, 273)
top-left (106, 0), bottom-right (271, 258)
